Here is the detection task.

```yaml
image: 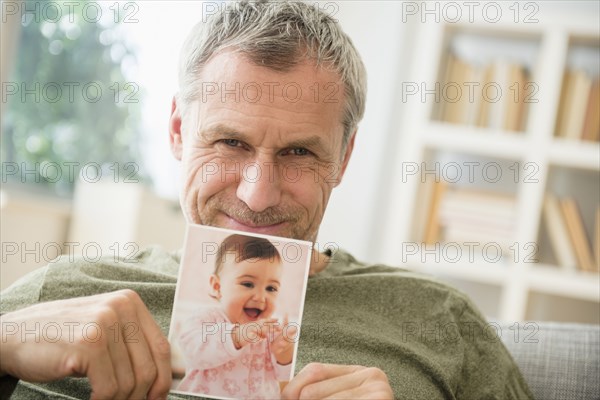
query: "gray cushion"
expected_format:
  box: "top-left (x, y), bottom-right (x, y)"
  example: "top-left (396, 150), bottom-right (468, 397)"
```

top-left (498, 322), bottom-right (600, 400)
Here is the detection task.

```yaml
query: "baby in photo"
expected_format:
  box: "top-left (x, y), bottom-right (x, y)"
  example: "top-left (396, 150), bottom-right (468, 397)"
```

top-left (176, 234), bottom-right (297, 399)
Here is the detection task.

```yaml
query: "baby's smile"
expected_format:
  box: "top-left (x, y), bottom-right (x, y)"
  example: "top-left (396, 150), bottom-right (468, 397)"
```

top-left (243, 307), bottom-right (263, 320)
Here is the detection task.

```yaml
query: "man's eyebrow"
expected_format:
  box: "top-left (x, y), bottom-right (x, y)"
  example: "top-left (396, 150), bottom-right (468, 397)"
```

top-left (285, 135), bottom-right (326, 151)
top-left (199, 124), bottom-right (327, 151)
top-left (198, 124), bottom-right (247, 142)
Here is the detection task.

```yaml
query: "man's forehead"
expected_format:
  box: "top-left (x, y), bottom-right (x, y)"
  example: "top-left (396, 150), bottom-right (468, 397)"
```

top-left (199, 50), bottom-right (343, 87)
top-left (191, 50), bottom-right (346, 117)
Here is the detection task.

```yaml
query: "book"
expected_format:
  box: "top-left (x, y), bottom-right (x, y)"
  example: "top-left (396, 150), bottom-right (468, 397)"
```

top-left (504, 63), bottom-right (526, 132)
top-left (437, 53), bottom-right (456, 121)
top-left (445, 56), bottom-right (472, 125)
top-left (439, 54), bottom-right (529, 132)
top-left (519, 70), bottom-right (534, 132)
top-left (487, 60), bottom-right (510, 131)
top-left (595, 206), bottom-right (600, 272)
top-left (438, 186), bottom-right (517, 250)
top-left (439, 195), bottom-right (516, 233)
top-left (465, 65), bottom-right (486, 127)
top-left (554, 70), bottom-right (571, 137)
top-left (560, 197), bottom-right (597, 272)
top-left (438, 211), bottom-right (515, 235)
top-left (424, 180), bottom-right (447, 244)
top-left (441, 187), bottom-right (517, 218)
top-left (476, 63), bottom-right (494, 128)
top-left (542, 194), bottom-right (577, 271)
top-left (568, 71), bottom-right (593, 139)
top-left (444, 225), bottom-right (513, 252)
top-left (414, 177), bottom-right (436, 245)
top-left (556, 70), bottom-right (592, 139)
top-left (582, 79), bottom-right (600, 142)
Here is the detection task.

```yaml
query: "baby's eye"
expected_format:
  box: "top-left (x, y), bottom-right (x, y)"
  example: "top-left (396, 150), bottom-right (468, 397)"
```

top-left (266, 285), bottom-right (278, 292)
top-left (240, 282), bottom-right (254, 288)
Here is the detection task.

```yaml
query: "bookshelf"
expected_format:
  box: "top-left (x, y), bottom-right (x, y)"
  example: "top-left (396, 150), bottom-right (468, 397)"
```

top-left (379, 7), bottom-right (600, 324)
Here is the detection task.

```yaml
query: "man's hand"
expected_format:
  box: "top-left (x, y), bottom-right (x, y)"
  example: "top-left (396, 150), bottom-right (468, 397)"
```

top-left (281, 363), bottom-right (394, 400)
top-left (0, 289), bottom-right (171, 400)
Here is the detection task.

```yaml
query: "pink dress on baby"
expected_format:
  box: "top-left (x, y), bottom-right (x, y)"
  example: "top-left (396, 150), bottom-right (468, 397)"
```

top-left (177, 307), bottom-right (292, 399)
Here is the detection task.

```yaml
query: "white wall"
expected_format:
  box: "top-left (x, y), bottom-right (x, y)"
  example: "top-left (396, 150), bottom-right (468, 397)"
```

top-left (316, 2), bottom-right (412, 263)
top-left (0, 188), bottom-right (71, 290)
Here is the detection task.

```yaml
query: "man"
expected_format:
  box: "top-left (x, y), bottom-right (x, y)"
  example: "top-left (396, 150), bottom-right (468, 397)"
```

top-left (0, 1), bottom-right (532, 399)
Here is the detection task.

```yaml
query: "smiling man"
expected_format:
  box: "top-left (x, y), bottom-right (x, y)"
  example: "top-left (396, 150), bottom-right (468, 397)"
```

top-left (172, 50), bottom-right (351, 241)
top-left (0, 1), bottom-right (532, 399)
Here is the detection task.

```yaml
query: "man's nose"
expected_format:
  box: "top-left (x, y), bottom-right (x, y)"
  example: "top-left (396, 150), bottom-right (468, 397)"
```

top-left (236, 161), bottom-right (281, 213)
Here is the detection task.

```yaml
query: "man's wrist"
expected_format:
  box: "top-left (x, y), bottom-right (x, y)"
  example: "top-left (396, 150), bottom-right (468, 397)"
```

top-left (0, 314), bottom-right (8, 377)
top-left (0, 313), bottom-right (19, 400)
top-left (0, 313), bottom-right (18, 378)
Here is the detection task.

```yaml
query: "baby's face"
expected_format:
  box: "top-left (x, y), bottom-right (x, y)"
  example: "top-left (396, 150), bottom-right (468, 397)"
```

top-left (214, 257), bottom-right (282, 324)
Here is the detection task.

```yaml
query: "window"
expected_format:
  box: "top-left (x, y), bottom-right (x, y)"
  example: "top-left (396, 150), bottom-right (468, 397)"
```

top-left (2, 0), bottom-right (143, 195)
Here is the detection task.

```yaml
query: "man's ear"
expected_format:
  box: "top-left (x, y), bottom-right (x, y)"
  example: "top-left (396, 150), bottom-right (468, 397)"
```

top-left (169, 95), bottom-right (184, 161)
top-left (209, 274), bottom-right (221, 299)
top-left (334, 130), bottom-right (356, 187)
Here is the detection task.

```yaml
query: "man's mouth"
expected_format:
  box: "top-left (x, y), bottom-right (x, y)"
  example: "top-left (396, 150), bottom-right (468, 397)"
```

top-left (223, 213), bottom-right (287, 235)
top-left (244, 308), bottom-right (263, 319)
top-left (199, 195), bottom-right (303, 238)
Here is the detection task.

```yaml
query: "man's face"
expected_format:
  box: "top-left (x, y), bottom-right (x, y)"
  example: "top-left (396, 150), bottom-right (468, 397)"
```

top-left (170, 51), bottom-right (354, 241)
top-left (210, 257), bottom-right (282, 325)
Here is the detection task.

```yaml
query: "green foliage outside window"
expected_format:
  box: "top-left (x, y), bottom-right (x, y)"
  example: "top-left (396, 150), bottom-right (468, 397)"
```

top-left (1, 0), bottom-right (145, 195)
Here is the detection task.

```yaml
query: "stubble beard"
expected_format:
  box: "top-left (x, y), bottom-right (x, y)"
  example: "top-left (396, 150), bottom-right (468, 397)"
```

top-left (197, 192), bottom-right (313, 241)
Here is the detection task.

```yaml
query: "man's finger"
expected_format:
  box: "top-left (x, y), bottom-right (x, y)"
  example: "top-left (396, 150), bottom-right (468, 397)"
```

top-left (294, 366), bottom-right (388, 400)
top-left (129, 293), bottom-right (172, 400)
top-left (120, 317), bottom-right (157, 399)
top-left (282, 363), bottom-right (365, 400)
top-left (87, 347), bottom-right (119, 400)
top-left (144, 328), bottom-right (172, 400)
top-left (296, 366), bottom-right (365, 399)
top-left (106, 322), bottom-right (136, 399)
top-left (324, 368), bottom-right (394, 400)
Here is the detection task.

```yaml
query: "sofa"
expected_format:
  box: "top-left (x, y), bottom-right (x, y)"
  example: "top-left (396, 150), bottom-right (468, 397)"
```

top-left (498, 322), bottom-right (599, 400)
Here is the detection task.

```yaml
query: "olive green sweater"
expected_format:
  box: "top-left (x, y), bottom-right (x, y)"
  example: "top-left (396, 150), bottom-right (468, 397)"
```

top-left (0, 246), bottom-right (532, 399)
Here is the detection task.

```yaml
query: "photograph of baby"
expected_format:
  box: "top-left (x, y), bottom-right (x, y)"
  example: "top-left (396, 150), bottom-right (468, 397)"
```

top-left (168, 224), bottom-right (312, 399)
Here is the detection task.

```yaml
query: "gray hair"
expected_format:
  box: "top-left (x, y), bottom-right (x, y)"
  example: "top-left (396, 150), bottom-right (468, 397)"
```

top-left (178, 0), bottom-right (367, 149)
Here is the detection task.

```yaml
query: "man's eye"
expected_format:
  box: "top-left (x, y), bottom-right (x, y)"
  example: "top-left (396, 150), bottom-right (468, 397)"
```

top-left (240, 282), bottom-right (254, 288)
top-left (285, 148), bottom-right (311, 156)
top-left (266, 285), bottom-right (278, 292)
top-left (221, 139), bottom-right (241, 147)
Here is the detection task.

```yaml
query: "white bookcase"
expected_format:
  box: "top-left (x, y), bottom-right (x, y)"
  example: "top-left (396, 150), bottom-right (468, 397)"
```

top-left (378, 6), bottom-right (599, 324)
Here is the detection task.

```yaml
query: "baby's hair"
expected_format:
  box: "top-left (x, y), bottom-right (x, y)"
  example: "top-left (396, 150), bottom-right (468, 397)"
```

top-left (214, 234), bottom-right (281, 276)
